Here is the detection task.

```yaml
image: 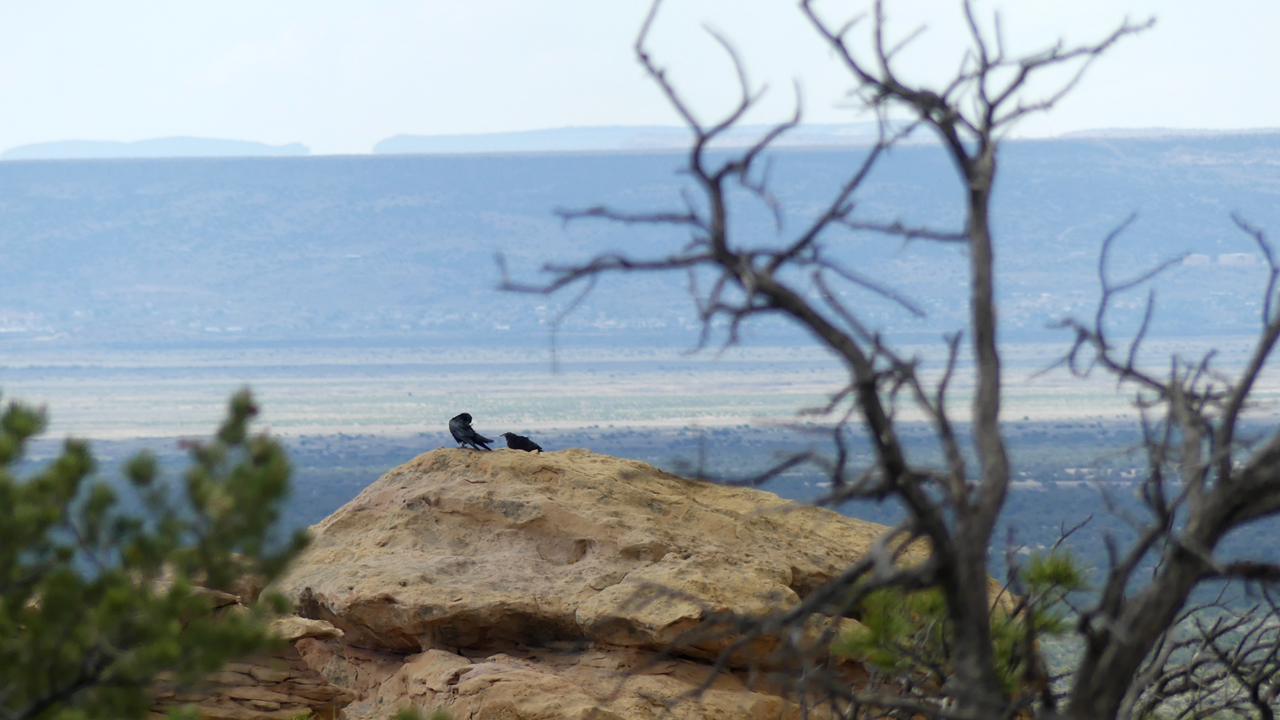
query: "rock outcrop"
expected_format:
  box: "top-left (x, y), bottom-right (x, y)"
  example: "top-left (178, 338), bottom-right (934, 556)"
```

top-left (271, 447), bottom-right (923, 719)
top-left (150, 615), bottom-right (356, 720)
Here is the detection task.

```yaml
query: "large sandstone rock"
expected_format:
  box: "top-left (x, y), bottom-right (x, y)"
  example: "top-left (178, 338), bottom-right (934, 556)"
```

top-left (265, 447), bottom-right (929, 718)
top-left (273, 447), bottom-right (922, 660)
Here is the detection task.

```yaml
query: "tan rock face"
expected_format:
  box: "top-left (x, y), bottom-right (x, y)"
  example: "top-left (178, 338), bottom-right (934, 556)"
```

top-left (273, 447), bottom-right (920, 659)
top-left (264, 447), bottom-right (928, 718)
top-left (296, 639), bottom-right (835, 720)
top-left (149, 615), bottom-right (355, 720)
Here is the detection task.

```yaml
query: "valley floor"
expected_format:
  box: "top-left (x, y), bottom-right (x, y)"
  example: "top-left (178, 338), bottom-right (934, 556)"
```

top-left (3, 337), bottom-right (1275, 440)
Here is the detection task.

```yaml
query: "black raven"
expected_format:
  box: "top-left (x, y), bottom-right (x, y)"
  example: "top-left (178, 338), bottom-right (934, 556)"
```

top-left (500, 432), bottom-right (543, 453)
top-left (449, 413), bottom-right (493, 450)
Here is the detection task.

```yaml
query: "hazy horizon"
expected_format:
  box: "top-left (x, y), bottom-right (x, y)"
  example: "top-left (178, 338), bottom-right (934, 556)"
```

top-left (2, 1), bottom-right (1278, 155)
top-left (6, 122), bottom-right (1280, 161)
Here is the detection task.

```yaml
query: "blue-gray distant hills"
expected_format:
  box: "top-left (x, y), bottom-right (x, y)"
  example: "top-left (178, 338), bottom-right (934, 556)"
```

top-left (0, 130), bottom-right (1278, 351)
top-left (373, 123), bottom-right (907, 155)
top-left (1, 137), bottom-right (309, 161)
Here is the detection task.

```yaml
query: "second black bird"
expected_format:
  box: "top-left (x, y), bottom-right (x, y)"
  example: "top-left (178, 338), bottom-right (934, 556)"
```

top-left (500, 432), bottom-right (543, 453)
top-left (449, 413), bottom-right (493, 450)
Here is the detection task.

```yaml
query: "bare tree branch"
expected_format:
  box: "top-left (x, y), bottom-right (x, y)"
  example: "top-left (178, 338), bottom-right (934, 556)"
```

top-left (491, 1), bottom-right (1280, 719)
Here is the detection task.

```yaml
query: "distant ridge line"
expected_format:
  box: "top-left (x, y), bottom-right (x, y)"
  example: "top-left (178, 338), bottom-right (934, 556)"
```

top-left (375, 124), bottom-right (1280, 156)
top-left (0, 136), bottom-right (310, 161)
top-left (371, 122), bottom-right (926, 156)
top-left (1059, 127), bottom-right (1280, 140)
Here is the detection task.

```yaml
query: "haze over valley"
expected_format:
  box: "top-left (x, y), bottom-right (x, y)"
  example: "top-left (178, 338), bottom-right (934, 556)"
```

top-left (2, 129), bottom-right (1279, 353)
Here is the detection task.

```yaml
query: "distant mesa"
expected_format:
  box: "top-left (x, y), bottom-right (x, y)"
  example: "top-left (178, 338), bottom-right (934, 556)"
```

top-left (0, 137), bottom-right (310, 161)
top-left (374, 125), bottom-right (1280, 155)
top-left (373, 122), bottom-right (924, 155)
top-left (1060, 127), bottom-right (1280, 140)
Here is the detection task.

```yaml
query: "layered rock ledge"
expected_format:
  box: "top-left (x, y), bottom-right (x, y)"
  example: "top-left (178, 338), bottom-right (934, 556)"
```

top-left (150, 613), bottom-right (356, 720)
top-left (273, 447), bottom-right (922, 719)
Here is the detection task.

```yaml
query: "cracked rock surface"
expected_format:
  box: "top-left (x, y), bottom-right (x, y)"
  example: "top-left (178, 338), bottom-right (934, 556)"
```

top-left (150, 615), bottom-right (356, 720)
top-left (272, 447), bottom-right (913, 719)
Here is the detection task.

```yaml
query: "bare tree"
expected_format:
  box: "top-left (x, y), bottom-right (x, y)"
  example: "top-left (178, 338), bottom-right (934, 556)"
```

top-left (501, 1), bottom-right (1280, 718)
top-left (1121, 588), bottom-right (1280, 720)
top-left (1049, 212), bottom-right (1280, 720)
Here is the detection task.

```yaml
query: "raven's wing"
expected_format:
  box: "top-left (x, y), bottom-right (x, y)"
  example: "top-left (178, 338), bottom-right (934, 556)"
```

top-left (448, 418), bottom-right (467, 443)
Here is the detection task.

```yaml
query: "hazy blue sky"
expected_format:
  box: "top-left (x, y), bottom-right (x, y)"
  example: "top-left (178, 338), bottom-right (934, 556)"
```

top-left (0, 0), bottom-right (1275, 155)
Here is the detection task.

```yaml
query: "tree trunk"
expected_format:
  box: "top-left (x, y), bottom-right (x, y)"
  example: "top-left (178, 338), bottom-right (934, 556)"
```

top-left (946, 146), bottom-right (1013, 718)
top-left (1067, 553), bottom-right (1203, 719)
top-left (944, 532), bottom-right (1009, 716)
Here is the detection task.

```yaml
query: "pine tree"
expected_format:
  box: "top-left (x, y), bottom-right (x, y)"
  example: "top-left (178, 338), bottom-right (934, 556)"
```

top-left (0, 388), bottom-right (308, 720)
